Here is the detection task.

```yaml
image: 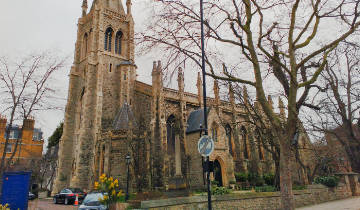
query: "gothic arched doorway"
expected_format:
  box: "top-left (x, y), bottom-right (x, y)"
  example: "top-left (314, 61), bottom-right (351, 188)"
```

top-left (214, 159), bottom-right (223, 186)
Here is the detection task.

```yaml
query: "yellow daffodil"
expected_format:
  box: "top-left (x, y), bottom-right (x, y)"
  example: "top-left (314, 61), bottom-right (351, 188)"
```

top-left (94, 181), bottom-right (99, 189)
top-left (117, 191), bottom-right (123, 197)
top-left (103, 195), bottom-right (109, 200)
top-left (112, 189), bottom-right (116, 196)
top-left (109, 177), bottom-right (113, 182)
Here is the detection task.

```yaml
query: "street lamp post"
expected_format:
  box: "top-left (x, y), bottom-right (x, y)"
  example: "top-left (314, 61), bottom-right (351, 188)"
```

top-left (125, 154), bottom-right (131, 201)
top-left (200, 0), bottom-right (212, 209)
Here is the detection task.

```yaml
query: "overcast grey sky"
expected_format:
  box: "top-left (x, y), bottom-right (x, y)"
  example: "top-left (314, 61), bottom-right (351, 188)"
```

top-left (1, 1), bottom-right (357, 147)
top-left (0, 0), bottom-right (159, 147)
top-left (0, 0), bottom-right (202, 149)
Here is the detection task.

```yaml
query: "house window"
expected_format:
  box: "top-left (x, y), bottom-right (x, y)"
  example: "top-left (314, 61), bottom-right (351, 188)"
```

top-left (109, 63), bottom-right (112, 72)
top-left (115, 31), bottom-right (123, 55)
top-left (104, 27), bottom-right (113, 52)
top-left (9, 130), bottom-right (15, 139)
top-left (33, 132), bottom-right (42, 141)
top-left (33, 133), bottom-right (38, 141)
top-left (5, 144), bottom-right (12, 153)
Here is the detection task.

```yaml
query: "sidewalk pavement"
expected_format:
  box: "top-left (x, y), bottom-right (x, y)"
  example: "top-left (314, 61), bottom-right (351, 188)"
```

top-left (297, 197), bottom-right (360, 210)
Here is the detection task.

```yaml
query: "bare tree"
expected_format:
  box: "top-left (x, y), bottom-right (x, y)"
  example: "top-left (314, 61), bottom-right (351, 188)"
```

top-left (0, 52), bottom-right (67, 185)
top-left (138, 1), bottom-right (360, 208)
top-left (225, 84), bottom-right (282, 188)
top-left (38, 146), bottom-right (58, 191)
top-left (306, 41), bottom-right (360, 173)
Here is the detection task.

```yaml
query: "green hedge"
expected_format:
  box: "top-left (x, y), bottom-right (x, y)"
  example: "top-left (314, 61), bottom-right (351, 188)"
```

top-left (263, 173), bottom-right (275, 186)
top-left (292, 185), bottom-right (306, 190)
top-left (235, 172), bottom-right (275, 187)
top-left (235, 172), bottom-right (247, 182)
top-left (211, 186), bottom-right (230, 195)
top-left (211, 180), bottom-right (219, 186)
top-left (314, 176), bottom-right (340, 188)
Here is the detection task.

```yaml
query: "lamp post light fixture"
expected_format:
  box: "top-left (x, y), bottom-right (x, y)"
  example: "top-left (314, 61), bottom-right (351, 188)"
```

top-left (125, 154), bottom-right (131, 201)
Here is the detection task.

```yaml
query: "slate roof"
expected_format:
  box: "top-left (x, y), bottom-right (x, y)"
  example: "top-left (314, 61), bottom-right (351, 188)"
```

top-left (186, 108), bottom-right (210, 134)
top-left (112, 102), bottom-right (137, 130)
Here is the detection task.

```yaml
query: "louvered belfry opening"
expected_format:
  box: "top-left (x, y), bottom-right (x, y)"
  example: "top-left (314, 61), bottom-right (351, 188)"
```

top-left (104, 27), bottom-right (113, 52)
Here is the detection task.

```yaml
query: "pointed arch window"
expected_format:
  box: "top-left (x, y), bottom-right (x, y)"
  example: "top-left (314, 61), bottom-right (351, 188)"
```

top-left (241, 126), bottom-right (249, 159)
top-left (115, 31), bottom-right (123, 55)
top-left (83, 33), bottom-right (89, 58)
top-left (255, 129), bottom-right (264, 160)
top-left (211, 122), bottom-right (218, 142)
top-left (104, 27), bottom-right (113, 52)
top-left (166, 115), bottom-right (176, 155)
top-left (225, 124), bottom-right (233, 157)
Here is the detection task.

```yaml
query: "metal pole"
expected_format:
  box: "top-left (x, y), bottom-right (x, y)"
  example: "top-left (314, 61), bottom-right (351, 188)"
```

top-left (200, 0), bottom-right (212, 209)
top-left (126, 161), bottom-right (130, 201)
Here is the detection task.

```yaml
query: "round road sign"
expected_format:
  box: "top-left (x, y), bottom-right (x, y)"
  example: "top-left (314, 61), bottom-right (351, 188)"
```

top-left (198, 135), bottom-right (214, 157)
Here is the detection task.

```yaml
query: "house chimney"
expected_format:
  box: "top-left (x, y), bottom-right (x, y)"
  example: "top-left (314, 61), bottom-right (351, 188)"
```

top-left (0, 115), bottom-right (7, 136)
top-left (23, 117), bottom-right (35, 130)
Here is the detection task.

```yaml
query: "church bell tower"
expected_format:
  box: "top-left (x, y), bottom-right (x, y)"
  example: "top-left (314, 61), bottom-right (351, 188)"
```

top-left (53, 0), bottom-right (136, 193)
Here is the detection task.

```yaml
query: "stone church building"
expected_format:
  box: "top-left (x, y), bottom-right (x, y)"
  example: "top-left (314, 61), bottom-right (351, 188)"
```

top-left (53, 0), bottom-right (312, 194)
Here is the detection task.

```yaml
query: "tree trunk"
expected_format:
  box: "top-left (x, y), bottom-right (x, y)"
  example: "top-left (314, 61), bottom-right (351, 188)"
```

top-left (280, 138), bottom-right (295, 210)
top-left (348, 146), bottom-right (360, 173)
top-left (274, 158), bottom-right (281, 190)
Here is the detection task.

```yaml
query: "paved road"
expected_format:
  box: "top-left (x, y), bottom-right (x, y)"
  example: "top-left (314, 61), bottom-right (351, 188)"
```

top-left (297, 197), bottom-right (360, 210)
top-left (28, 199), bottom-right (78, 210)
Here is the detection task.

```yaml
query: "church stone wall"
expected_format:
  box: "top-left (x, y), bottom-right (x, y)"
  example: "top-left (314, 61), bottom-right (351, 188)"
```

top-left (186, 132), bottom-right (207, 189)
top-left (53, 0), bottom-right (314, 196)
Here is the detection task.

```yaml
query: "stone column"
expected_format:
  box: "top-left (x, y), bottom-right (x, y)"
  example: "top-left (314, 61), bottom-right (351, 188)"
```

top-left (175, 135), bottom-right (182, 176)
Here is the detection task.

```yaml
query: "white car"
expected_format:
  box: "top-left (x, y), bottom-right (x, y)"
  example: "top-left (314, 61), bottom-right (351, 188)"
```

top-left (78, 192), bottom-right (107, 210)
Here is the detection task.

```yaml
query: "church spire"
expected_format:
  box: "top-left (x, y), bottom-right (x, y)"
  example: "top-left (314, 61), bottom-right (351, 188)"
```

top-left (82, 0), bottom-right (88, 17)
top-left (278, 97), bottom-right (285, 118)
top-left (93, 0), bottom-right (125, 15)
top-left (213, 80), bottom-right (220, 106)
top-left (126, 0), bottom-right (132, 16)
top-left (114, 0), bottom-right (126, 14)
top-left (178, 67), bottom-right (184, 93)
top-left (243, 85), bottom-right (249, 106)
top-left (268, 95), bottom-right (273, 110)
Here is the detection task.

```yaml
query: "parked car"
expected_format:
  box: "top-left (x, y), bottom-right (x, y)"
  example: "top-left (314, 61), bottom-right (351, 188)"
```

top-left (53, 188), bottom-right (86, 205)
top-left (28, 192), bottom-right (36, 200)
top-left (78, 192), bottom-right (107, 210)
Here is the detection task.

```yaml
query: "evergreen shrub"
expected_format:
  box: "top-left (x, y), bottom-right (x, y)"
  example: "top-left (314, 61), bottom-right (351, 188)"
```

top-left (314, 176), bottom-right (340, 188)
